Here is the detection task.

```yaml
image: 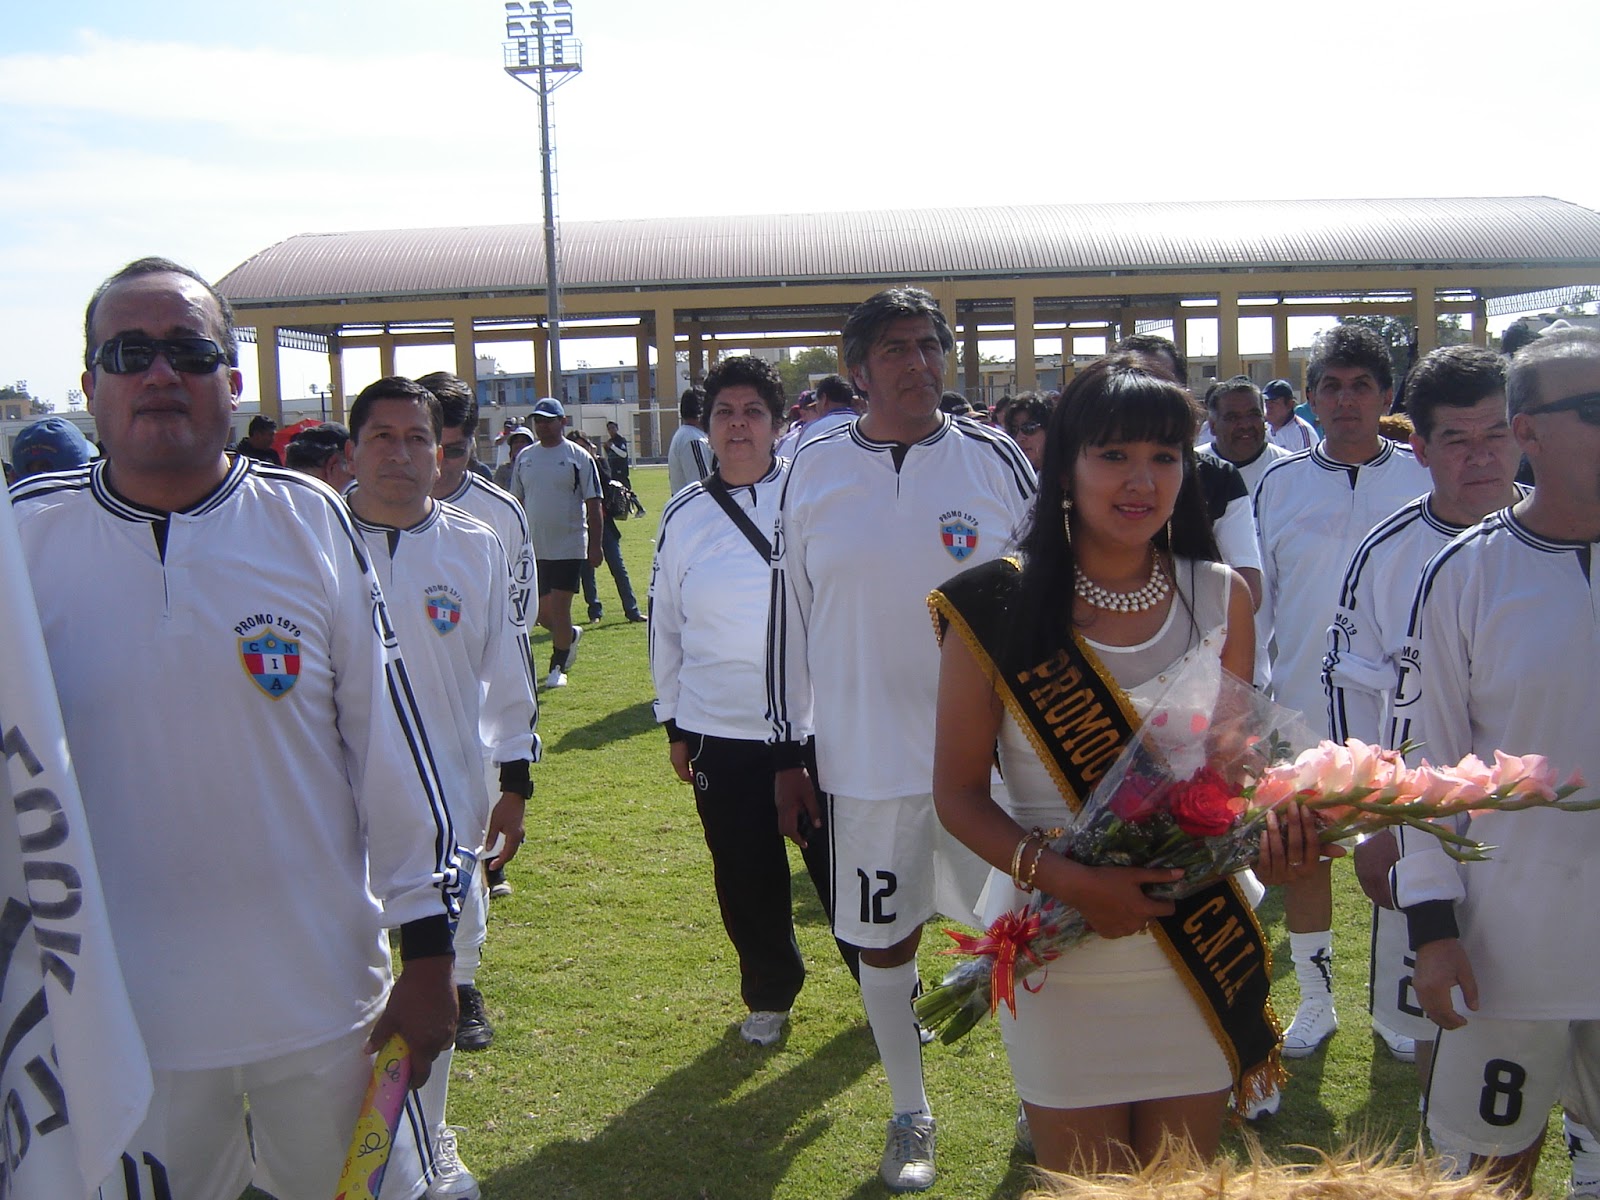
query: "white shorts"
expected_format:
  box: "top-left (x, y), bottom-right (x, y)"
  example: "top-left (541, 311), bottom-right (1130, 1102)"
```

top-left (95, 1026), bottom-right (429, 1200)
top-left (826, 792), bottom-right (988, 949)
top-left (1427, 1016), bottom-right (1600, 1157)
top-left (1369, 903), bottom-right (1435, 1043)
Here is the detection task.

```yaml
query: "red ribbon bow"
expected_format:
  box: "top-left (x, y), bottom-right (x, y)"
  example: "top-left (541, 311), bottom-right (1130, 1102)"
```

top-left (941, 910), bottom-right (1062, 1018)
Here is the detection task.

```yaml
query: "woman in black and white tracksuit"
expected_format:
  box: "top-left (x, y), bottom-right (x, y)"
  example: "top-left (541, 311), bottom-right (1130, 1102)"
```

top-left (647, 354), bottom-right (853, 1047)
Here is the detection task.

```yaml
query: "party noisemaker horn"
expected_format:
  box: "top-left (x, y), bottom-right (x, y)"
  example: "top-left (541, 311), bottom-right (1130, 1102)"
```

top-left (334, 1033), bottom-right (412, 1200)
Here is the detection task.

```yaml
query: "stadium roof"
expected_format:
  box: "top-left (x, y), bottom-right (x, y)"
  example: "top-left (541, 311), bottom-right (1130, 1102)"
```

top-left (218, 196), bottom-right (1600, 308)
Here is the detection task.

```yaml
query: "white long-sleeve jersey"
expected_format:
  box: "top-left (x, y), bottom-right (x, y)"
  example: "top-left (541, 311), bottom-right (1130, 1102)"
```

top-left (666, 425), bottom-right (713, 495)
top-left (768, 414), bottom-right (1036, 799)
top-left (1323, 488), bottom-right (1529, 747)
top-left (438, 469), bottom-right (539, 632)
top-left (1392, 507), bottom-right (1600, 1019)
top-left (1254, 440), bottom-right (1429, 722)
top-left (9, 458), bottom-right (463, 1070)
top-left (649, 459), bottom-right (787, 742)
top-left (349, 495), bottom-right (540, 842)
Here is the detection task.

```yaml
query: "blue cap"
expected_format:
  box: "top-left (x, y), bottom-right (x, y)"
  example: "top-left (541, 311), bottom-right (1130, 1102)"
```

top-left (531, 397), bottom-right (566, 419)
top-left (1262, 379), bottom-right (1296, 400)
top-left (12, 417), bottom-right (96, 476)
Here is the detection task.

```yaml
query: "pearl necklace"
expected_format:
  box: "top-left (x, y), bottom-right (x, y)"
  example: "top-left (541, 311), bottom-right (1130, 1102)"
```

top-left (1074, 555), bottom-right (1171, 613)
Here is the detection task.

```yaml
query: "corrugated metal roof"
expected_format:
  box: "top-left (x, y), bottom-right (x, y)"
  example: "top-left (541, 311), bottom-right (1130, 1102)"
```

top-left (217, 197), bottom-right (1600, 306)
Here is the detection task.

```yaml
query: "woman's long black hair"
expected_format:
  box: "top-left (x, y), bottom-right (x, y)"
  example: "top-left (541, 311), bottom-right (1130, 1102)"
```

top-left (1010, 353), bottom-right (1220, 669)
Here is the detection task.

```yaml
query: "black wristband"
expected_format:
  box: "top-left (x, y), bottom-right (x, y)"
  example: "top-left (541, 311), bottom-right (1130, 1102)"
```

top-left (398, 914), bottom-right (454, 961)
top-left (664, 719), bottom-right (687, 745)
top-left (772, 741), bottom-right (807, 770)
top-left (498, 759), bottom-right (533, 798)
top-left (1404, 900), bottom-right (1460, 951)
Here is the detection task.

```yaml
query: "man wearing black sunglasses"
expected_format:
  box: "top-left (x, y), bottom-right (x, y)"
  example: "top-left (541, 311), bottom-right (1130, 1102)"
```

top-left (1399, 326), bottom-right (1600, 1196)
top-left (11, 258), bottom-right (463, 1200)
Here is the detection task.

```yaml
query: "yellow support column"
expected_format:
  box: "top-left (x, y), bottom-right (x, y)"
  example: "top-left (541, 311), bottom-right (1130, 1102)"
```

top-left (1471, 298), bottom-right (1489, 347)
top-left (1272, 302), bottom-right (1291, 380)
top-left (655, 305), bottom-right (677, 409)
top-left (1217, 290), bottom-right (1240, 377)
top-left (327, 333), bottom-right (346, 421)
top-left (1171, 308), bottom-right (1188, 363)
top-left (255, 326), bottom-right (282, 422)
top-left (1415, 285), bottom-right (1438, 356)
top-left (635, 325), bottom-right (650, 398)
top-left (688, 322), bottom-right (704, 384)
top-left (963, 321), bottom-right (980, 395)
top-left (453, 317), bottom-right (477, 392)
top-left (378, 334), bottom-right (397, 380)
top-left (534, 332), bottom-right (549, 398)
top-left (1015, 295), bottom-right (1037, 392)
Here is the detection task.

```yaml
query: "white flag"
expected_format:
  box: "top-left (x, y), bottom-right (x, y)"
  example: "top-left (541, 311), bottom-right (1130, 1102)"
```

top-left (0, 491), bottom-right (151, 1198)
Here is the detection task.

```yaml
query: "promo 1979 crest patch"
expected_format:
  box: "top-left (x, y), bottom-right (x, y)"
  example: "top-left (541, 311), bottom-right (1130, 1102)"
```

top-left (940, 510), bottom-right (980, 561)
top-left (425, 586), bottom-right (464, 635)
top-left (238, 632), bottom-right (301, 698)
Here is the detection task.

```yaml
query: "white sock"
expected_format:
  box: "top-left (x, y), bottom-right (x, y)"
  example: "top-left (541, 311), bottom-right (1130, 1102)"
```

top-left (1568, 1113), bottom-right (1600, 1191)
top-left (858, 960), bottom-right (928, 1117)
top-left (416, 1044), bottom-right (454, 1149)
top-left (1289, 930), bottom-right (1335, 1003)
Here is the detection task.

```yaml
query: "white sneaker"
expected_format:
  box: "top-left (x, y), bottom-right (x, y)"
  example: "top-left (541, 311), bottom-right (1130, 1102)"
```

top-left (563, 624), bottom-right (583, 670)
top-left (427, 1126), bottom-right (481, 1199)
top-left (1282, 994), bottom-right (1337, 1057)
top-left (1372, 1017), bottom-right (1417, 1062)
top-left (739, 1010), bottom-right (788, 1046)
top-left (1241, 1082), bottom-right (1282, 1121)
top-left (542, 668), bottom-right (567, 690)
top-left (1015, 1104), bottom-right (1034, 1157)
top-left (880, 1112), bottom-right (936, 1193)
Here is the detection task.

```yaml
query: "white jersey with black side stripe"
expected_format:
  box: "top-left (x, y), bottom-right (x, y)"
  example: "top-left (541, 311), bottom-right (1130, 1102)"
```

top-left (349, 494), bottom-right (540, 842)
top-left (768, 413), bottom-right (1036, 800)
top-left (667, 424), bottom-right (713, 495)
top-left (439, 469), bottom-right (539, 632)
top-left (1323, 487), bottom-right (1529, 748)
top-left (1253, 439), bottom-right (1429, 723)
top-left (650, 458), bottom-right (788, 743)
top-left (1392, 507), bottom-right (1600, 1019)
top-left (9, 457), bottom-right (464, 1070)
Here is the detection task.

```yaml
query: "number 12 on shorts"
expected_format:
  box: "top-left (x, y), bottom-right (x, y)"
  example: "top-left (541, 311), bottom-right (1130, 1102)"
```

top-left (857, 869), bottom-right (898, 924)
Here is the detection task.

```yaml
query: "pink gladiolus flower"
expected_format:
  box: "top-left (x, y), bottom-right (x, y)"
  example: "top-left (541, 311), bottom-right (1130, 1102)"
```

top-left (1453, 754), bottom-right (1494, 789)
top-left (1249, 773), bottom-right (1300, 811)
top-left (1489, 750), bottom-right (1559, 801)
top-left (1290, 742), bottom-right (1354, 793)
top-left (1399, 763), bottom-right (1464, 806)
top-left (1346, 738), bottom-right (1404, 790)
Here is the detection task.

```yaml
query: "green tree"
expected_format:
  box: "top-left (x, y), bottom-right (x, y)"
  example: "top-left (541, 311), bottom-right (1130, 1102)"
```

top-left (778, 347), bottom-right (838, 399)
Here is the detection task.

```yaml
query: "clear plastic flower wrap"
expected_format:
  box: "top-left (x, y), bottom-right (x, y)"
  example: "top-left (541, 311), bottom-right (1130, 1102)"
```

top-left (916, 656), bottom-right (1591, 1045)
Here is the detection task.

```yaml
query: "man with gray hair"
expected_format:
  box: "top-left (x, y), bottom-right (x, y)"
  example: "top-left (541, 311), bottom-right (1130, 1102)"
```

top-left (768, 285), bottom-right (1035, 1191)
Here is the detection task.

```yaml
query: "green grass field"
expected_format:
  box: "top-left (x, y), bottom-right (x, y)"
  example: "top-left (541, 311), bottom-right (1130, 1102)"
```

top-left (432, 464), bottom-right (1572, 1199)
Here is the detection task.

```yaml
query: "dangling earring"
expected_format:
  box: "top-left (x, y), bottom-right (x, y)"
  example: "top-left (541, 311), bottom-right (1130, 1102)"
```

top-left (1061, 496), bottom-right (1073, 546)
top-left (1165, 519), bottom-right (1174, 550)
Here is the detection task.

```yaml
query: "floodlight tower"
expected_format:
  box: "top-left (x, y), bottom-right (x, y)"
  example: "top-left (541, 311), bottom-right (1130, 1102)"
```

top-left (503, 1), bottom-right (583, 404)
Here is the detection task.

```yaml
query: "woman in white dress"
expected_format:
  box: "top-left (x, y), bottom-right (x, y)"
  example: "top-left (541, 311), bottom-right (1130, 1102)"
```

top-left (932, 355), bottom-right (1318, 1173)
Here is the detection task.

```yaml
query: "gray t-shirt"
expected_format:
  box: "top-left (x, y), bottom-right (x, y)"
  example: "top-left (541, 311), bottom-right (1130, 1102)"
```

top-left (509, 439), bottom-right (601, 560)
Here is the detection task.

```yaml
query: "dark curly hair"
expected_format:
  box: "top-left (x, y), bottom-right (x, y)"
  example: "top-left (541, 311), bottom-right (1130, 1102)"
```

top-left (703, 355), bottom-right (785, 422)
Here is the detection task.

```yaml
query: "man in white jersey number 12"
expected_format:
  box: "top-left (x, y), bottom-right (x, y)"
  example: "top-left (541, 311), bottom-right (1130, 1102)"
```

top-left (767, 286), bottom-right (1036, 1192)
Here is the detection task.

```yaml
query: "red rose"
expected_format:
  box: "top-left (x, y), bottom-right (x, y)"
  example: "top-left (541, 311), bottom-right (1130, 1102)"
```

top-left (1108, 772), bottom-right (1163, 823)
top-left (1168, 767), bottom-right (1239, 838)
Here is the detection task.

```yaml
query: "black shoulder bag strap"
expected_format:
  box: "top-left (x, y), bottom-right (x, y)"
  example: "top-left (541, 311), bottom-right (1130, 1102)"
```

top-left (702, 472), bottom-right (772, 561)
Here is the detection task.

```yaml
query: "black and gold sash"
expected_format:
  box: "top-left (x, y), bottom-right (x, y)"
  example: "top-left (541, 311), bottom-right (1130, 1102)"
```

top-left (929, 556), bottom-right (1283, 1108)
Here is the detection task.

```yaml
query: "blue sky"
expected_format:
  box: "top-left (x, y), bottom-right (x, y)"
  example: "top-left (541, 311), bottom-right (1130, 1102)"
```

top-left (4, 0), bottom-right (1599, 409)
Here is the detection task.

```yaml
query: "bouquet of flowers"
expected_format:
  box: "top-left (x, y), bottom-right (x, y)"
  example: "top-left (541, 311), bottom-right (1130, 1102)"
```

top-left (915, 658), bottom-right (1591, 1045)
